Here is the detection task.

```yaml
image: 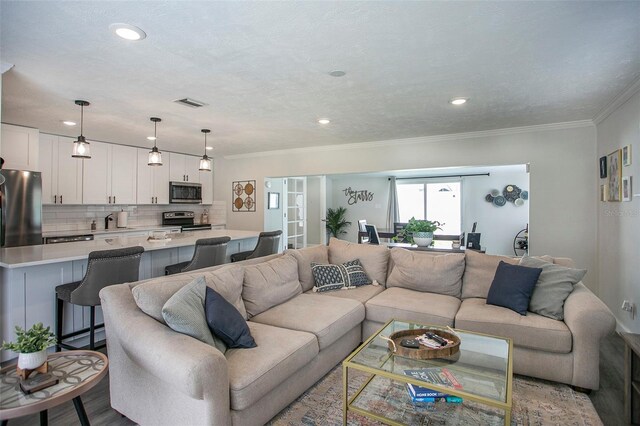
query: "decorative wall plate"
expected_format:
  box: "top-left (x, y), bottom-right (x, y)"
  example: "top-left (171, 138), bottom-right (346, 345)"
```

top-left (232, 180), bottom-right (257, 212)
top-left (493, 195), bottom-right (507, 207)
top-left (485, 194), bottom-right (494, 202)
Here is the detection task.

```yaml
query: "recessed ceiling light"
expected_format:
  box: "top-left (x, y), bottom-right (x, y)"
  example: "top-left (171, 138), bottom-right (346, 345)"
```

top-left (450, 98), bottom-right (468, 105)
top-left (206, 146), bottom-right (213, 150)
top-left (147, 136), bottom-right (157, 141)
top-left (109, 23), bottom-right (146, 41)
top-left (318, 118), bottom-right (331, 125)
top-left (329, 70), bottom-right (346, 77)
top-left (62, 120), bottom-right (76, 126)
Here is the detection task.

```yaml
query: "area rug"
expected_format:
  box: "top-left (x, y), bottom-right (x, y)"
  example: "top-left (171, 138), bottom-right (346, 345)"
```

top-left (268, 366), bottom-right (603, 425)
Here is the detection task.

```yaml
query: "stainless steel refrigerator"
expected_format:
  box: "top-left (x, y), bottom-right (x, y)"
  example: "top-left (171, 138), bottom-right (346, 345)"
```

top-left (0, 169), bottom-right (43, 247)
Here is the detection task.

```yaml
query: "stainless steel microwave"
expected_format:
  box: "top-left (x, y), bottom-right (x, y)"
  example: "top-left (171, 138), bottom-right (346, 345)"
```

top-left (169, 181), bottom-right (202, 204)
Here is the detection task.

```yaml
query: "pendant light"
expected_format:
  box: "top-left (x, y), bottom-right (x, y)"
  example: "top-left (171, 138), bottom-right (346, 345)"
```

top-left (71, 100), bottom-right (91, 158)
top-left (148, 117), bottom-right (163, 166)
top-left (199, 129), bottom-right (212, 171)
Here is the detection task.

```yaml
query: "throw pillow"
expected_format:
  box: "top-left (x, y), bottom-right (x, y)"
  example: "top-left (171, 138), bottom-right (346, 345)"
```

top-left (205, 287), bottom-right (257, 349)
top-left (242, 254), bottom-right (302, 318)
top-left (519, 256), bottom-right (587, 320)
top-left (328, 238), bottom-right (389, 285)
top-left (486, 261), bottom-right (542, 315)
top-left (286, 245), bottom-right (329, 292)
top-left (387, 249), bottom-right (465, 297)
top-left (310, 259), bottom-right (372, 292)
top-left (161, 276), bottom-right (227, 353)
top-left (461, 250), bottom-right (519, 299)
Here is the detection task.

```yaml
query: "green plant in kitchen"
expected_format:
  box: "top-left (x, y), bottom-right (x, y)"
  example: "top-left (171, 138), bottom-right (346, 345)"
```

top-left (1, 322), bottom-right (57, 354)
top-left (323, 207), bottom-right (352, 239)
top-left (394, 217), bottom-right (443, 246)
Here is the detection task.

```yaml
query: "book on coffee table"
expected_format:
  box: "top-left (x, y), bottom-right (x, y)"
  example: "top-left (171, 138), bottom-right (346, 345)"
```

top-left (404, 367), bottom-right (463, 402)
top-left (20, 373), bottom-right (59, 394)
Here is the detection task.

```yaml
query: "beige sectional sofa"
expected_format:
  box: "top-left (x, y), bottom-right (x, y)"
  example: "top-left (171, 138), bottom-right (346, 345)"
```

top-left (100, 238), bottom-right (615, 426)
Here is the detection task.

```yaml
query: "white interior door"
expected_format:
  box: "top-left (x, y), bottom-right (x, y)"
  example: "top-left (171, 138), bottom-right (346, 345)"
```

top-left (285, 177), bottom-right (307, 250)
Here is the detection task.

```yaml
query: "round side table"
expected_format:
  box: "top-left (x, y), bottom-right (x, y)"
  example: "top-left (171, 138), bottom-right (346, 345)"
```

top-left (0, 350), bottom-right (108, 426)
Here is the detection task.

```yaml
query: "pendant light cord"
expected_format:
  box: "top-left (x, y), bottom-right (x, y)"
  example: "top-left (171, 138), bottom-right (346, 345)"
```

top-left (80, 104), bottom-right (84, 136)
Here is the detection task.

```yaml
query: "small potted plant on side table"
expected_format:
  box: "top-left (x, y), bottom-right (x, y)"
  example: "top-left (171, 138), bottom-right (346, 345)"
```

top-left (394, 217), bottom-right (443, 247)
top-left (2, 322), bottom-right (57, 379)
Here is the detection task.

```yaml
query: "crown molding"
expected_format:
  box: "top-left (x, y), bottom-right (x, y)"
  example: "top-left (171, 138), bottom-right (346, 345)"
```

top-left (593, 75), bottom-right (640, 125)
top-left (224, 120), bottom-right (594, 160)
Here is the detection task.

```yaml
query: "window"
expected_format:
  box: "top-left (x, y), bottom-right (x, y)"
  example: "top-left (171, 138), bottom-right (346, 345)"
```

top-left (397, 181), bottom-right (461, 235)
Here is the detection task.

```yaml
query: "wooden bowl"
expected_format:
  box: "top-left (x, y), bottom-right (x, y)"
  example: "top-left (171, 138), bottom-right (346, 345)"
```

top-left (387, 328), bottom-right (460, 360)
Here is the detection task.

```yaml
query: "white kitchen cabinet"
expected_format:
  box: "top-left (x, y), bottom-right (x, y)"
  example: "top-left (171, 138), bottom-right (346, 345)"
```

top-left (82, 142), bottom-right (137, 205)
top-left (169, 153), bottom-right (200, 183)
top-left (39, 134), bottom-right (83, 204)
top-left (136, 148), bottom-right (170, 204)
top-left (1, 124), bottom-right (39, 171)
top-left (200, 170), bottom-right (213, 204)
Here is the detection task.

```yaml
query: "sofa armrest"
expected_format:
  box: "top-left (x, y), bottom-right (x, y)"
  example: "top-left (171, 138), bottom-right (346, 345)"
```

top-left (100, 284), bottom-right (230, 403)
top-left (563, 283), bottom-right (616, 389)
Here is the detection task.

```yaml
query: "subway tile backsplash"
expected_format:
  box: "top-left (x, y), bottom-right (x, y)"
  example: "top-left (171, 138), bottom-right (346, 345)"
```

top-left (42, 201), bottom-right (226, 233)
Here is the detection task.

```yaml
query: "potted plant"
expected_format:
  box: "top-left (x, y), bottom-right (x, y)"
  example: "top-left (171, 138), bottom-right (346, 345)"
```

top-left (323, 207), bottom-right (352, 240)
top-left (2, 323), bottom-right (57, 370)
top-left (394, 217), bottom-right (443, 247)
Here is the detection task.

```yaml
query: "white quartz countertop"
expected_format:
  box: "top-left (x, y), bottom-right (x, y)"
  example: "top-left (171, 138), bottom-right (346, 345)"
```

top-left (0, 230), bottom-right (259, 268)
top-left (41, 224), bottom-right (225, 238)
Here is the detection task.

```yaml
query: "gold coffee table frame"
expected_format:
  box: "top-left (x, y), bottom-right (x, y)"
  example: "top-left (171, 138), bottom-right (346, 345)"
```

top-left (343, 319), bottom-right (513, 425)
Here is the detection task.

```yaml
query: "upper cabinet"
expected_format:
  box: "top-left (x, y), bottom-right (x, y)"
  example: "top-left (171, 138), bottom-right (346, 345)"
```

top-left (39, 134), bottom-right (83, 204)
top-left (82, 142), bottom-right (137, 205)
top-left (136, 148), bottom-right (170, 204)
top-left (169, 153), bottom-right (200, 183)
top-left (1, 124), bottom-right (39, 171)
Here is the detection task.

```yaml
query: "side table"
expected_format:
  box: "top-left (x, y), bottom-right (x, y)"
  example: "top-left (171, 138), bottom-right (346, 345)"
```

top-left (0, 350), bottom-right (108, 426)
top-left (622, 332), bottom-right (640, 425)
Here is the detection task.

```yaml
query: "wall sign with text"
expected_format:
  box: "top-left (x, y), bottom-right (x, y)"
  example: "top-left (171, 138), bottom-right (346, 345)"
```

top-left (343, 187), bottom-right (374, 205)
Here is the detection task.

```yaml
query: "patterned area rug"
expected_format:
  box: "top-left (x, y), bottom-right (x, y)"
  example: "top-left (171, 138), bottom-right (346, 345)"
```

top-left (268, 366), bottom-right (603, 426)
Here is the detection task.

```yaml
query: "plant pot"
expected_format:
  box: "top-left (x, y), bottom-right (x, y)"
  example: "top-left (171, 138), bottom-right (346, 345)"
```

top-left (413, 232), bottom-right (433, 247)
top-left (18, 350), bottom-right (47, 370)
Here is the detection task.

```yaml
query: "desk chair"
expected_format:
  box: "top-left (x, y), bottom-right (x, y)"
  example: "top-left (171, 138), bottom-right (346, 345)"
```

top-left (55, 246), bottom-right (144, 351)
top-left (230, 230), bottom-right (282, 262)
top-left (364, 224), bottom-right (381, 245)
top-left (165, 237), bottom-right (230, 275)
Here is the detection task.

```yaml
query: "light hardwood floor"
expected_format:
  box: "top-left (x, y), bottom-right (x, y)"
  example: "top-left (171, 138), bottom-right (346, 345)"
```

top-left (4, 333), bottom-right (626, 425)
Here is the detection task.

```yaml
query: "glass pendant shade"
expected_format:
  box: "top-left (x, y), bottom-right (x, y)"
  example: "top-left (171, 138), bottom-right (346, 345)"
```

top-left (199, 128), bottom-right (212, 171)
top-left (71, 100), bottom-right (91, 158)
top-left (147, 117), bottom-right (163, 166)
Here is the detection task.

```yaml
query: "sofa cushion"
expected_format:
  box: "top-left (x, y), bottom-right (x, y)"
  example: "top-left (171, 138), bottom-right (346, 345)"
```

top-left (242, 254), bottom-right (302, 318)
top-left (387, 249), bottom-right (465, 297)
top-left (486, 261), bottom-right (542, 315)
top-left (519, 256), bottom-right (587, 320)
top-left (328, 237), bottom-right (389, 285)
top-left (205, 287), bottom-right (256, 349)
top-left (365, 287), bottom-right (461, 327)
top-left (161, 276), bottom-right (227, 354)
top-left (311, 259), bottom-right (372, 292)
top-left (307, 283), bottom-right (385, 304)
top-left (286, 245), bottom-right (329, 292)
top-left (249, 293), bottom-right (364, 350)
top-left (132, 265), bottom-right (247, 322)
top-left (461, 250), bottom-right (519, 299)
top-left (455, 298), bottom-right (572, 353)
top-left (226, 322), bottom-right (318, 411)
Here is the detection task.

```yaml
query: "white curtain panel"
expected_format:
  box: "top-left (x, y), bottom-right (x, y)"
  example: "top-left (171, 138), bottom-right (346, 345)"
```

top-left (386, 177), bottom-right (399, 230)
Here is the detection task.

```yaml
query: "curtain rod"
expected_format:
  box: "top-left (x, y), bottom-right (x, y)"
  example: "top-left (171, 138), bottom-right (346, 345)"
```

top-left (391, 173), bottom-right (490, 180)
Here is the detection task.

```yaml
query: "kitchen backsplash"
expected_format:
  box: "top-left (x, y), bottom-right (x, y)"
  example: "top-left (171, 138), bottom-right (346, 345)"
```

top-left (42, 201), bottom-right (226, 233)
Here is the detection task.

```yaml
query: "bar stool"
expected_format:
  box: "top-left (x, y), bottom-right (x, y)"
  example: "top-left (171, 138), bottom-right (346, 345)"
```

top-left (55, 246), bottom-right (144, 351)
top-left (230, 230), bottom-right (282, 262)
top-left (165, 236), bottom-right (230, 275)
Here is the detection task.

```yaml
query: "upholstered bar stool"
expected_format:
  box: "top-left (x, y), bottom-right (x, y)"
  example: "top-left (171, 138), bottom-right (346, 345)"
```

top-left (55, 246), bottom-right (144, 351)
top-left (230, 230), bottom-right (282, 262)
top-left (165, 236), bottom-right (230, 275)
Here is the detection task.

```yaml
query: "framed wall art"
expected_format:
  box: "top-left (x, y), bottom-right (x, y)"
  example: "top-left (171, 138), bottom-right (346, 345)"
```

top-left (622, 144), bottom-right (632, 166)
top-left (622, 176), bottom-right (632, 202)
top-left (600, 184), bottom-right (607, 202)
top-left (232, 180), bottom-right (256, 212)
top-left (267, 192), bottom-right (280, 209)
top-left (599, 156), bottom-right (607, 178)
top-left (607, 150), bottom-right (622, 202)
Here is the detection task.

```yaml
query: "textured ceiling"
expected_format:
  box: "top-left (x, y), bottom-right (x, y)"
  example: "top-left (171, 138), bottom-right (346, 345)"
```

top-left (1, 1), bottom-right (639, 156)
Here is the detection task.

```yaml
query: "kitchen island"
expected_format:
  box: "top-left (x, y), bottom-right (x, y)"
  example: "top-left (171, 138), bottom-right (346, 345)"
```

top-left (0, 230), bottom-right (260, 361)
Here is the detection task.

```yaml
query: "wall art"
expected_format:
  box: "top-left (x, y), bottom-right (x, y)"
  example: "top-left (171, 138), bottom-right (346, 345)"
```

top-left (599, 156), bottom-right (607, 178)
top-left (622, 176), bottom-right (632, 202)
top-left (342, 187), bottom-right (374, 205)
top-left (484, 185), bottom-right (528, 207)
top-left (267, 192), bottom-right (280, 209)
top-left (232, 180), bottom-right (256, 212)
top-left (607, 150), bottom-right (622, 202)
top-left (623, 144), bottom-right (632, 166)
top-left (600, 184), bottom-right (607, 202)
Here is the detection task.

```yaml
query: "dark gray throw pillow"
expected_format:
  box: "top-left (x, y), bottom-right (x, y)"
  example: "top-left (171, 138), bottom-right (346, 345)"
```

top-left (205, 287), bottom-right (256, 349)
top-left (486, 261), bottom-right (542, 315)
top-left (519, 256), bottom-right (587, 320)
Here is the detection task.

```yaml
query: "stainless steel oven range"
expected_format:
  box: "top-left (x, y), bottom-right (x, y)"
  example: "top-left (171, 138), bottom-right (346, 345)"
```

top-left (162, 211), bottom-right (212, 231)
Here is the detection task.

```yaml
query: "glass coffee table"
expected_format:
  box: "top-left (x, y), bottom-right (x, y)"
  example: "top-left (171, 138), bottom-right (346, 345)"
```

top-left (343, 319), bottom-right (513, 425)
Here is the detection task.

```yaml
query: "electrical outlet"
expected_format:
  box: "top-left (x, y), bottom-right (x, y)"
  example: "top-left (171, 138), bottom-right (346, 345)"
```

top-left (622, 300), bottom-right (633, 311)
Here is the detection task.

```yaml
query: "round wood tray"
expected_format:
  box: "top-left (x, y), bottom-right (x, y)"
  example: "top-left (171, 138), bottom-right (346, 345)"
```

top-left (387, 328), bottom-right (460, 360)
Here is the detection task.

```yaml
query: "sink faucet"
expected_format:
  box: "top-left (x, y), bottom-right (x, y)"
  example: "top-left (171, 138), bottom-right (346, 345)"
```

top-left (105, 214), bottom-right (114, 230)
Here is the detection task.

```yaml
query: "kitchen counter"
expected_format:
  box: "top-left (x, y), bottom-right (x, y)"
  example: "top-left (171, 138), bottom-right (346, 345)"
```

top-left (0, 229), bottom-right (257, 269)
top-left (41, 224), bottom-right (226, 238)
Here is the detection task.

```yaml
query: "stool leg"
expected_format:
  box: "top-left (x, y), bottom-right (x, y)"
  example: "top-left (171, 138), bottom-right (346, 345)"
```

top-left (55, 297), bottom-right (64, 352)
top-left (89, 306), bottom-right (95, 350)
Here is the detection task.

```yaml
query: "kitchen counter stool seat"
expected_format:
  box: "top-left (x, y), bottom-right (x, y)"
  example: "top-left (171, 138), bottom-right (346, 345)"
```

top-left (55, 246), bottom-right (144, 352)
top-left (230, 230), bottom-right (282, 262)
top-left (165, 236), bottom-right (230, 275)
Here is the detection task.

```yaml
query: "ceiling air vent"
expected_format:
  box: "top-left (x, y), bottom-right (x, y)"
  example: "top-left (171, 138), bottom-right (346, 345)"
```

top-left (173, 98), bottom-right (208, 108)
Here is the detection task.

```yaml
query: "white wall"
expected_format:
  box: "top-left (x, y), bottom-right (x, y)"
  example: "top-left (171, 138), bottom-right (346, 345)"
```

top-left (214, 122), bottom-right (597, 289)
top-left (596, 88), bottom-right (640, 332)
top-left (462, 166), bottom-right (529, 255)
top-left (306, 176), bottom-right (323, 245)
